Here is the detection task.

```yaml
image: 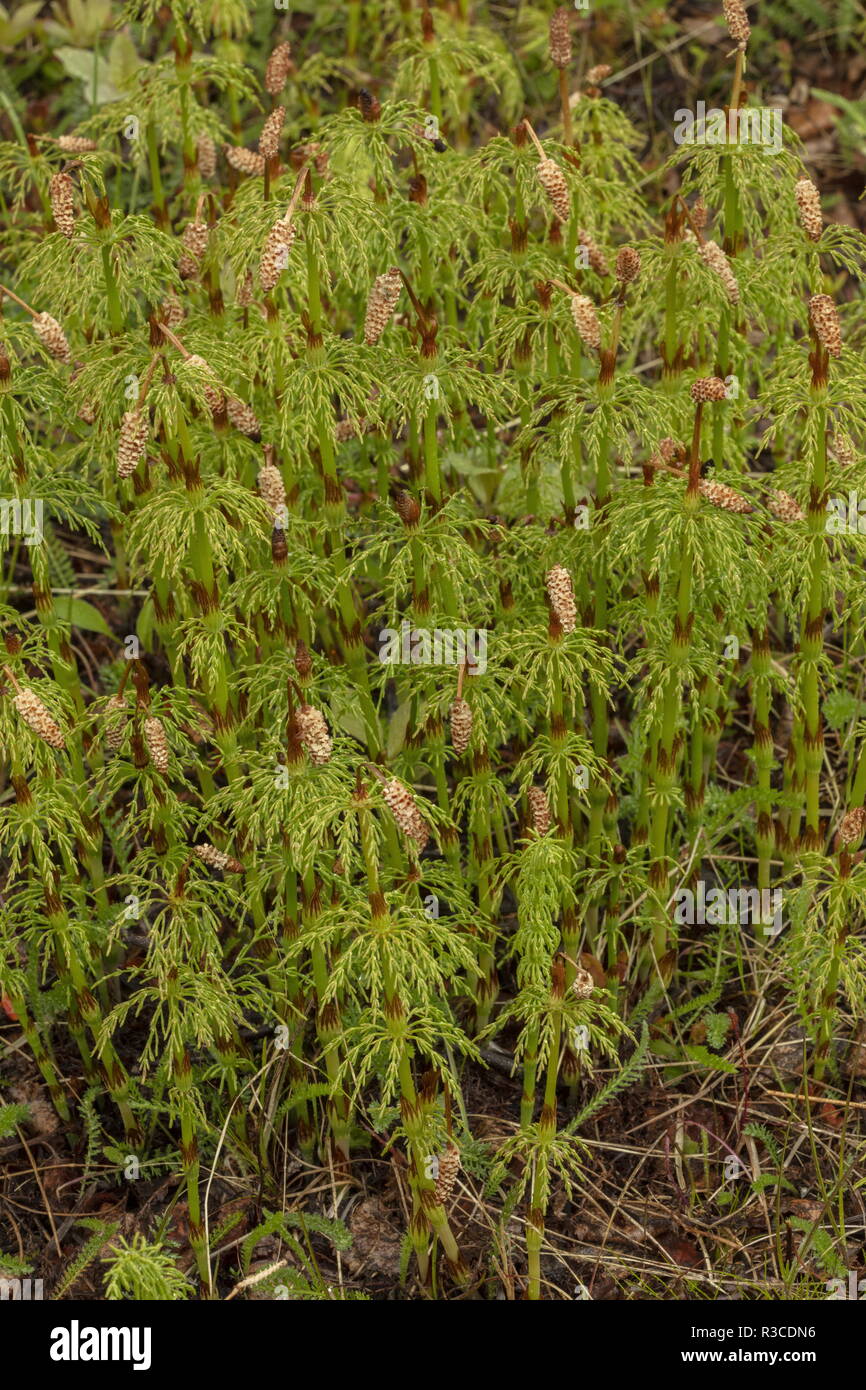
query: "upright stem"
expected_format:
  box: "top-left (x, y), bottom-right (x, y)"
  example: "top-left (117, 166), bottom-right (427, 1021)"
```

top-left (799, 392), bottom-right (828, 848)
top-left (146, 122), bottom-right (168, 226)
top-left (357, 795), bottom-right (467, 1284)
top-left (527, 962), bottom-right (564, 1301)
top-left (751, 625), bottom-right (776, 891)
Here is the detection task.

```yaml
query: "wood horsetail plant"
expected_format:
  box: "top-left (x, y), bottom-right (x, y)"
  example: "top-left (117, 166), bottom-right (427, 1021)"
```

top-left (1, 0), bottom-right (866, 1302)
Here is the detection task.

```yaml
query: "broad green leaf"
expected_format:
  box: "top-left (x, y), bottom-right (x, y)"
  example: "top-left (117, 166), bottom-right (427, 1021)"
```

top-left (330, 695), bottom-right (367, 745)
top-left (107, 31), bottom-right (141, 88)
top-left (136, 596), bottom-right (155, 652)
top-left (52, 597), bottom-right (112, 635)
top-left (55, 45), bottom-right (120, 105)
top-left (386, 697), bottom-right (412, 759)
top-left (0, 3), bottom-right (41, 46)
